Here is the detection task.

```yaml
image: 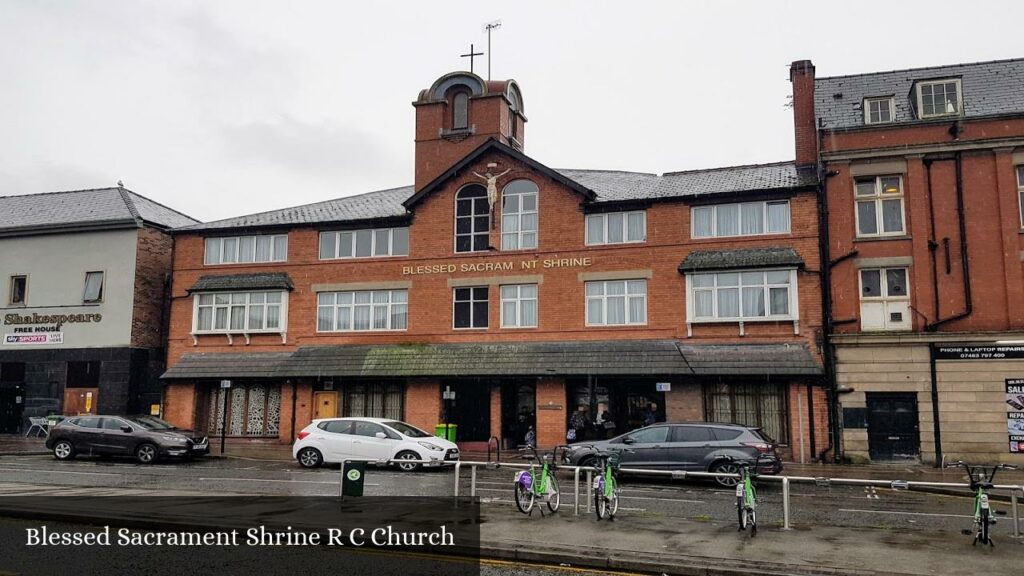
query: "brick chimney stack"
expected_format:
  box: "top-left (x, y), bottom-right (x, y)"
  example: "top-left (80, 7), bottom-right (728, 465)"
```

top-left (790, 60), bottom-right (818, 169)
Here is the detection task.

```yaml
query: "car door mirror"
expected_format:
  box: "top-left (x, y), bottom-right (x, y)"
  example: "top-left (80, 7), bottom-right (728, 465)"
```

top-left (375, 432), bottom-right (387, 439)
top-left (622, 437), bottom-right (635, 445)
top-left (120, 426), bottom-right (132, 433)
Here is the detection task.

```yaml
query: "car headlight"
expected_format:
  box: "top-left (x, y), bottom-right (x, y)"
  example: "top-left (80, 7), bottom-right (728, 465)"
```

top-left (417, 441), bottom-right (444, 451)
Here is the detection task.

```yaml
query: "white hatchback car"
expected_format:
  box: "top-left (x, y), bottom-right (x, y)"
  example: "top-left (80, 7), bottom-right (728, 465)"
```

top-left (292, 417), bottom-right (459, 471)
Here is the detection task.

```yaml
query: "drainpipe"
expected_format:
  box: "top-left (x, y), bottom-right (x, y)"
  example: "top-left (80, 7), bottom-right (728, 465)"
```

top-left (928, 344), bottom-right (942, 467)
top-left (817, 164), bottom-right (841, 462)
top-left (925, 159), bottom-right (941, 320)
top-left (805, 382), bottom-right (816, 457)
top-left (926, 152), bottom-right (973, 331)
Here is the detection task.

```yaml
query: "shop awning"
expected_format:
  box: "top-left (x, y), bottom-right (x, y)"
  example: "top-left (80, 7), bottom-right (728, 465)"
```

top-left (187, 273), bottom-right (294, 293)
top-left (162, 341), bottom-right (821, 380)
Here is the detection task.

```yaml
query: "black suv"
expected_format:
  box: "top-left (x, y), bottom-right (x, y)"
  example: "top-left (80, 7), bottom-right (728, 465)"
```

top-left (562, 422), bottom-right (782, 486)
top-left (46, 415), bottom-right (209, 464)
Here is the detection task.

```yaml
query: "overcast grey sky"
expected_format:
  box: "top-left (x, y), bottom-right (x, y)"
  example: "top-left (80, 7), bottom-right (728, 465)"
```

top-left (2, 1), bottom-right (1021, 222)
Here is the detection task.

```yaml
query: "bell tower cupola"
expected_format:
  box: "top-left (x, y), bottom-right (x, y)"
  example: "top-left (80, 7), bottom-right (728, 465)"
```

top-left (413, 71), bottom-right (526, 191)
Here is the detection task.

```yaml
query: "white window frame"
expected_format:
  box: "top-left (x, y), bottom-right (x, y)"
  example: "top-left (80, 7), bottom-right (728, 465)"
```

top-left (501, 180), bottom-right (539, 251)
top-left (915, 78), bottom-right (962, 119)
top-left (500, 284), bottom-right (538, 328)
top-left (585, 211), bottom-right (647, 245)
top-left (864, 97), bottom-right (895, 124)
top-left (8, 275), bottom-right (27, 306)
top-left (191, 290), bottom-right (288, 335)
top-left (319, 227), bottom-right (409, 260)
top-left (453, 286), bottom-right (489, 330)
top-left (858, 267), bottom-right (911, 331)
top-left (854, 175), bottom-right (905, 238)
top-left (691, 200), bottom-right (791, 239)
top-left (204, 235), bottom-right (288, 265)
top-left (454, 185), bottom-right (491, 253)
top-left (585, 279), bottom-right (647, 326)
top-left (1017, 166), bottom-right (1024, 228)
top-left (685, 268), bottom-right (799, 323)
top-left (316, 289), bottom-right (408, 332)
top-left (83, 271), bottom-right (104, 303)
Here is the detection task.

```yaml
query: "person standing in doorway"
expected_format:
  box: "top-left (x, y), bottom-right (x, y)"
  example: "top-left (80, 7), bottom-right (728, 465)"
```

top-left (643, 402), bottom-right (660, 427)
top-left (569, 405), bottom-right (589, 441)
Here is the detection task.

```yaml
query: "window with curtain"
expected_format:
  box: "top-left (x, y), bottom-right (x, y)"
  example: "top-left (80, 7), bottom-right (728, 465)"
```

top-left (586, 279), bottom-right (646, 326)
top-left (83, 272), bottom-right (104, 303)
top-left (455, 185), bottom-right (490, 252)
top-left (691, 200), bottom-right (790, 238)
top-left (204, 235), bottom-right (288, 265)
top-left (500, 284), bottom-right (538, 328)
top-left (585, 211), bottom-right (646, 245)
top-left (501, 180), bottom-right (538, 250)
top-left (344, 382), bottom-right (404, 420)
top-left (704, 382), bottom-right (788, 443)
top-left (855, 175), bottom-right (904, 237)
top-left (317, 289), bottom-right (408, 332)
top-left (194, 291), bottom-right (285, 333)
top-left (688, 269), bottom-right (796, 322)
top-left (319, 227), bottom-right (409, 259)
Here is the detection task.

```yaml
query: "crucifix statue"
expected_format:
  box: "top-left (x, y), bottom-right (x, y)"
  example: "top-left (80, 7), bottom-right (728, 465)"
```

top-left (472, 165), bottom-right (512, 215)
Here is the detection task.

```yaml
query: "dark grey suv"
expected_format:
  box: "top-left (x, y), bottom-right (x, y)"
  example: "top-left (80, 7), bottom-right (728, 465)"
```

top-left (562, 422), bottom-right (782, 485)
top-left (46, 415), bottom-right (209, 464)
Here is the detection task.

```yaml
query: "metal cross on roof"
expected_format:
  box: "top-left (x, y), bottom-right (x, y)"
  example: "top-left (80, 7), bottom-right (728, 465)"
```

top-left (460, 43), bottom-right (484, 74)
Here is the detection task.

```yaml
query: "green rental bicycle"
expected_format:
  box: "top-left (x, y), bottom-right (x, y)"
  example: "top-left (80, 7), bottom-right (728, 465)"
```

top-left (588, 447), bottom-right (633, 520)
top-left (728, 455), bottom-right (767, 535)
top-left (514, 445), bottom-right (562, 516)
top-left (945, 460), bottom-right (1018, 546)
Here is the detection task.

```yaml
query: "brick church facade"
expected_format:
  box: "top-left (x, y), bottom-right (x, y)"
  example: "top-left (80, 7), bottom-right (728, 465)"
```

top-left (161, 70), bottom-right (829, 458)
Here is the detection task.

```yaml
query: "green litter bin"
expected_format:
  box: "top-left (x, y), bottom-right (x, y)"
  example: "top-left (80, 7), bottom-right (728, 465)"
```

top-left (434, 423), bottom-right (457, 442)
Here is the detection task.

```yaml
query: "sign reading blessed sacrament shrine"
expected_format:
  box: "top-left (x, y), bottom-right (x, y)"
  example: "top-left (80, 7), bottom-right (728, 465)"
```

top-left (402, 257), bottom-right (593, 275)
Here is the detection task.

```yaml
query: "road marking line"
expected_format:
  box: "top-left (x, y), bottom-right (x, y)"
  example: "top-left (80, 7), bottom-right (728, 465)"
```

top-left (0, 467), bottom-right (120, 477)
top-left (839, 508), bottom-right (974, 519)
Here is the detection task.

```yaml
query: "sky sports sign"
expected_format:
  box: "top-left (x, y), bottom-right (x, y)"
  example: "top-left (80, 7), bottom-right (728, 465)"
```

top-left (1008, 379), bottom-right (1024, 454)
top-left (3, 332), bottom-right (63, 345)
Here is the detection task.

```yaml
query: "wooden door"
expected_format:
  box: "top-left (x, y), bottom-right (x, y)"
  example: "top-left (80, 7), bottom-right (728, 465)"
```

top-left (314, 391), bottom-right (339, 419)
top-left (64, 388), bottom-right (99, 415)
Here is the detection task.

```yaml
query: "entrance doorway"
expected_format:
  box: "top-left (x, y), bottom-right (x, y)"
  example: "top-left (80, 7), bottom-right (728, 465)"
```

top-left (444, 380), bottom-right (491, 442)
top-left (866, 392), bottom-right (920, 461)
top-left (501, 382), bottom-right (535, 448)
top-left (314, 391), bottom-right (339, 419)
top-left (0, 386), bottom-right (25, 433)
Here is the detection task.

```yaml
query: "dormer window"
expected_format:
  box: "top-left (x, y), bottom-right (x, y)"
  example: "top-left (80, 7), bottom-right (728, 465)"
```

top-left (864, 97), bottom-right (894, 124)
top-left (915, 79), bottom-right (962, 119)
top-left (452, 90), bottom-right (470, 130)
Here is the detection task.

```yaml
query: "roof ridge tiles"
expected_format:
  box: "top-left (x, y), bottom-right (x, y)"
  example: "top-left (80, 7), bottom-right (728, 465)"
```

top-left (661, 160), bottom-right (796, 176)
top-left (816, 56), bottom-right (1024, 81)
top-left (0, 186), bottom-right (122, 200)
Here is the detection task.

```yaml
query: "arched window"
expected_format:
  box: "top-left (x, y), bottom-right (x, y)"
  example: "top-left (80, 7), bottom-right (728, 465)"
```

top-left (452, 91), bottom-right (469, 130)
top-left (501, 180), bottom-right (538, 250)
top-left (455, 184), bottom-right (490, 252)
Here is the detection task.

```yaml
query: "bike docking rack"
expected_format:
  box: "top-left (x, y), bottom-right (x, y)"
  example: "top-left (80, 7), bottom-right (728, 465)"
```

top-left (449, 460), bottom-right (1024, 536)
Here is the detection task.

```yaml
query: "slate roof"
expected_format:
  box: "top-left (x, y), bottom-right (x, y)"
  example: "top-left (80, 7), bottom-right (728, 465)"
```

top-left (678, 247), bottom-right (804, 272)
top-left (177, 162), bottom-right (815, 233)
top-left (815, 57), bottom-right (1024, 130)
top-left (0, 187), bottom-right (197, 236)
top-left (677, 344), bottom-right (821, 375)
top-left (188, 273), bottom-right (294, 293)
top-left (162, 340), bottom-right (821, 379)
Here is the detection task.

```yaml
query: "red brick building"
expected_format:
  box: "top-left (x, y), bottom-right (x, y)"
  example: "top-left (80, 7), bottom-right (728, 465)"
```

top-left (162, 71), bottom-right (829, 459)
top-left (792, 58), bottom-right (1024, 464)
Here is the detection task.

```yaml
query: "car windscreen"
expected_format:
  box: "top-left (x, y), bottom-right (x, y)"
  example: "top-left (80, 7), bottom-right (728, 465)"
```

top-left (383, 421), bottom-right (431, 438)
top-left (126, 416), bottom-right (176, 430)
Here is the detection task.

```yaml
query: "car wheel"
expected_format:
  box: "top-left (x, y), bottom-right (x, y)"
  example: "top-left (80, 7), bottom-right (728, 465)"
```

top-left (395, 450), bottom-right (421, 472)
top-left (297, 447), bottom-right (322, 469)
top-left (135, 443), bottom-right (158, 465)
top-left (711, 461), bottom-right (741, 487)
top-left (53, 440), bottom-right (75, 461)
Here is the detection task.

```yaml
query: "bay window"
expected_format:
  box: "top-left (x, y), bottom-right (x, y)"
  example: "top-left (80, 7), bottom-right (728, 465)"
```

top-left (193, 291), bottom-right (285, 333)
top-left (687, 269), bottom-right (797, 322)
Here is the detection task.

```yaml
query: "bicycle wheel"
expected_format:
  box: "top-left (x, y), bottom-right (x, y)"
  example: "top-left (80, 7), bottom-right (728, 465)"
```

top-left (979, 508), bottom-right (990, 545)
top-left (546, 475), bottom-right (560, 513)
top-left (595, 491), bottom-right (606, 520)
top-left (748, 508), bottom-right (757, 535)
top-left (608, 477), bottom-right (619, 518)
top-left (514, 483), bottom-right (535, 514)
top-left (736, 496), bottom-right (746, 530)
